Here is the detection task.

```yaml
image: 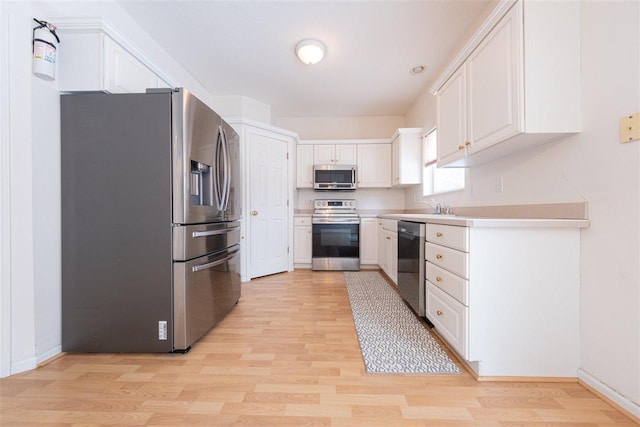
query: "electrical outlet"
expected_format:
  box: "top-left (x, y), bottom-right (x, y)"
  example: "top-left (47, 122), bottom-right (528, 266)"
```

top-left (495, 177), bottom-right (504, 193)
top-left (620, 113), bottom-right (640, 143)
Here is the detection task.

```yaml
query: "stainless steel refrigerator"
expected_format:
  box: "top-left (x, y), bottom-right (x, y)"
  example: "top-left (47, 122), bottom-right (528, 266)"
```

top-left (61, 88), bottom-right (241, 353)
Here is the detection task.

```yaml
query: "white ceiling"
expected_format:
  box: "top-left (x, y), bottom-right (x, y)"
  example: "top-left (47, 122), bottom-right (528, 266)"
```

top-left (117, 1), bottom-right (491, 118)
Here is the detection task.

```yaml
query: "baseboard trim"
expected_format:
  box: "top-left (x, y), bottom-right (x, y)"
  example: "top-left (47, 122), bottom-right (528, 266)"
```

top-left (578, 369), bottom-right (640, 424)
top-left (36, 346), bottom-right (63, 367)
top-left (11, 356), bottom-right (37, 376)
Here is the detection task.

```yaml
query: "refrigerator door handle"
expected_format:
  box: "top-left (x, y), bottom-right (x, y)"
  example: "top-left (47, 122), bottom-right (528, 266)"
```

top-left (192, 225), bottom-right (240, 238)
top-left (213, 126), bottom-right (224, 211)
top-left (191, 247), bottom-right (240, 272)
top-left (220, 128), bottom-right (231, 212)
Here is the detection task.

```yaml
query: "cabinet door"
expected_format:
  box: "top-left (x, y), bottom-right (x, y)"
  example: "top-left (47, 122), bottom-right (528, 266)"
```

top-left (390, 234), bottom-right (398, 284)
top-left (313, 145), bottom-right (334, 164)
top-left (467, 3), bottom-right (522, 153)
top-left (391, 137), bottom-right (401, 186)
top-left (377, 222), bottom-right (386, 270)
top-left (103, 37), bottom-right (159, 93)
top-left (293, 225), bottom-right (312, 264)
top-left (335, 144), bottom-right (357, 165)
top-left (357, 144), bottom-right (391, 188)
top-left (296, 145), bottom-right (314, 188)
top-left (437, 66), bottom-right (468, 166)
top-left (359, 218), bottom-right (378, 265)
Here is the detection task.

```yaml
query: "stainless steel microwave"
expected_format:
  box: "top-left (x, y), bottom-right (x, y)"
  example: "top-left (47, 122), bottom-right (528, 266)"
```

top-left (313, 164), bottom-right (357, 191)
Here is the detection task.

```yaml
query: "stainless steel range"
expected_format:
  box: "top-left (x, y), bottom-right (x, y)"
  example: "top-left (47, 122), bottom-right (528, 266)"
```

top-left (312, 199), bottom-right (360, 271)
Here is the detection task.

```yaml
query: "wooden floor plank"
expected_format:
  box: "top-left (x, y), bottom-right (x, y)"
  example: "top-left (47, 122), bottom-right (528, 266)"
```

top-left (0, 270), bottom-right (636, 426)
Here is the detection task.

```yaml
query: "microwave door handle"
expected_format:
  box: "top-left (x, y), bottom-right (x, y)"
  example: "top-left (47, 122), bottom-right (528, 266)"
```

top-left (352, 168), bottom-right (356, 184)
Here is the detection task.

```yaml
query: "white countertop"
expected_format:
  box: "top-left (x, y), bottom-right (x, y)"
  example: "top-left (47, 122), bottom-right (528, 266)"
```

top-left (377, 213), bottom-right (590, 228)
top-left (294, 212), bottom-right (589, 228)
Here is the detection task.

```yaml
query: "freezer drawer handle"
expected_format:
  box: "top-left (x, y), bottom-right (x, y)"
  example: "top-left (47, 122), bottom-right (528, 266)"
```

top-left (191, 247), bottom-right (240, 272)
top-left (192, 225), bottom-right (239, 238)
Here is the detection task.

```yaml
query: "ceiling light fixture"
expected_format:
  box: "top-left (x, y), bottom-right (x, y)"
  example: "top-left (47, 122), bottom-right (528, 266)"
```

top-left (296, 39), bottom-right (326, 65)
top-left (411, 65), bottom-right (426, 75)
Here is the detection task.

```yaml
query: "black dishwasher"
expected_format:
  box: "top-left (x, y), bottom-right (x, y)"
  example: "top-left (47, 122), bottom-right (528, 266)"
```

top-left (397, 221), bottom-right (429, 322)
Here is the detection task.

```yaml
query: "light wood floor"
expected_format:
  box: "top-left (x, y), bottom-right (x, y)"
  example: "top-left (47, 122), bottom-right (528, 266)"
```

top-left (1, 270), bottom-right (636, 426)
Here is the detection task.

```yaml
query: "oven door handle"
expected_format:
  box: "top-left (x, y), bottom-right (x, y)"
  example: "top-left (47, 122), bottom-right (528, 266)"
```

top-left (191, 247), bottom-right (240, 272)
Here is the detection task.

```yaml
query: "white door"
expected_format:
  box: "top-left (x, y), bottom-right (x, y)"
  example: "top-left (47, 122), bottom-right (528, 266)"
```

top-left (249, 131), bottom-right (289, 279)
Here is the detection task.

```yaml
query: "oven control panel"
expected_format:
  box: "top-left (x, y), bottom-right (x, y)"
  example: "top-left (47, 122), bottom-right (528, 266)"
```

top-left (313, 199), bottom-right (357, 211)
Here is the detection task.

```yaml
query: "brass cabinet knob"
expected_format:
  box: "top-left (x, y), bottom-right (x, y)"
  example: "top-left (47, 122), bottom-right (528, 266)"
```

top-left (386, 236), bottom-right (391, 240)
top-left (458, 145), bottom-right (464, 150)
top-left (436, 310), bottom-right (443, 316)
top-left (436, 232), bottom-right (443, 237)
top-left (465, 140), bottom-right (471, 146)
top-left (436, 276), bottom-right (442, 282)
top-left (251, 210), bottom-right (258, 216)
top-left (436, 254), bottom-right (443, 259)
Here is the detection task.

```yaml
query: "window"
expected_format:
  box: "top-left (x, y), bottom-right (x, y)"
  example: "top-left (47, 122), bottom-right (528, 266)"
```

top-left (422, 128), bottom-right (465, 196)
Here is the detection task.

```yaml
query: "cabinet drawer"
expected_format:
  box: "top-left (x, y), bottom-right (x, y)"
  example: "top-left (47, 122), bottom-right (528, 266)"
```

top-left (426, 224), bottom-right (469, 252)
top-left (381, 219), bottom-right (398, 232)
top-left (426, 282), bottom-right (468, 359)
top-left (426, 261), bottom-right (469, 306)
top-left (294, 217), bottom-right (311, 226)
top-left (425, 242), bottom-right (469, 278)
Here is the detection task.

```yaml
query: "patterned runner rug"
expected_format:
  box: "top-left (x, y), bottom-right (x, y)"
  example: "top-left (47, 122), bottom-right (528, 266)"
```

top-left (344, 271), bottom-right (461, 374)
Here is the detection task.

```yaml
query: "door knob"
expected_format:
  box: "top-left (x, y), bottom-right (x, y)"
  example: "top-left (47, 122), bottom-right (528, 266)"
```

top-left (251, 210), bottom-right (258, 216)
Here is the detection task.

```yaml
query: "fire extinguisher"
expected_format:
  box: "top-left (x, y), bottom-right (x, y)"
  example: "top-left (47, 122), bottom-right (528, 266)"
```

top-left (32, 18), bottom-right (60, 81)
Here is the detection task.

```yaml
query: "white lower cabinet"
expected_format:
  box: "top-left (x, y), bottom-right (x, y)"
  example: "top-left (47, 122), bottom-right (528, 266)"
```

top-left (359, 218), bottom-right (378, 265)
top-left (425, 223), bottom-right (581, 378)
top-left (293, 217), bottom-right (312, 265)
top-left (378, 219), bottom-right (397, 284)
top-left (426, 283), bottom-right (468, 358)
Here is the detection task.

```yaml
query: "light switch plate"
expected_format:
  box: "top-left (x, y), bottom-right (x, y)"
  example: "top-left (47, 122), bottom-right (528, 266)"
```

top-left (620, 113), bottom-right (640, 143)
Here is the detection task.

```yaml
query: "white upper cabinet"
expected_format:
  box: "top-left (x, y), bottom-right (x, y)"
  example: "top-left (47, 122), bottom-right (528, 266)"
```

top-left (313, 144), bottom-right (357, 165)
top-left (433, 0), bottom-right (581, 167)
top-left (437, 67), bottom-right (468, 165)
top-left (391, 128), bottom-right (423, 187)
top-left (357, 143), bottom-right (391, 188)
top-left (296, 145), bottom-right (314, 188)
top-left (103, 37), bottom-right (160, 93)
top-left (58, 29), bottom-right (172, 94)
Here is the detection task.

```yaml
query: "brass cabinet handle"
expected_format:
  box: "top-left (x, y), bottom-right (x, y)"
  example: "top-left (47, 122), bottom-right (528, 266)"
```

top-left (386, 236), bottom-right (391, 240)
top-left (436, 276), bottom-right (442, 282)
top-left (458, 145), bottom-right (464, 150)
top-left (465, 140), bottom-right (471, 146)
top-left (436, 232), bottom-right (443, 237)
top-left (251, 210), bottom-right (258, 216)
top-left (436, 310), bottom-right (443, 316)
top-left (436, 254), bottom-right (443, 259)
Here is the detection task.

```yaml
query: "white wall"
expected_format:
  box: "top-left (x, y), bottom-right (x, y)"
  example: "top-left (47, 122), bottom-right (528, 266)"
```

top-left (404, 0), bottom-right (640, 413)
top-left (1, 0), bottom-right (215, 375)
top-left (276, 115), bottom-right (404, 140)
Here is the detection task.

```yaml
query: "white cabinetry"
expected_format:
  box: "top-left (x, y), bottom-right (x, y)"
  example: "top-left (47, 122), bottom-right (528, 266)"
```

top-left (359, 218), bottom-right (378, 265)
top-left (296, 145), bottom-right (314, 188)
top-left (425, 222), bottom-right (581, 377)
top-left (378, 219), bottom-right (397, 284)
top-left (313, 144), bottom-right (356, 165)
top-left (357, 144), bottom-right (391, 188)
top-left (391, 128), bottom-right (423, 186)
top-left (293, 217), bottom-right (312, 265)
top-left (59, 30), bottom-right (171, 93)
top-left (434, 0), bottom-right (581, 167)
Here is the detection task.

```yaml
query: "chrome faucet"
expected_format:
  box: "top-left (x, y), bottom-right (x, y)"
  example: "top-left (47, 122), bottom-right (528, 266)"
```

top-left (444, 204), bottom-right (451, 215)
top-left (434, 203), bottom-right (442, 214)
